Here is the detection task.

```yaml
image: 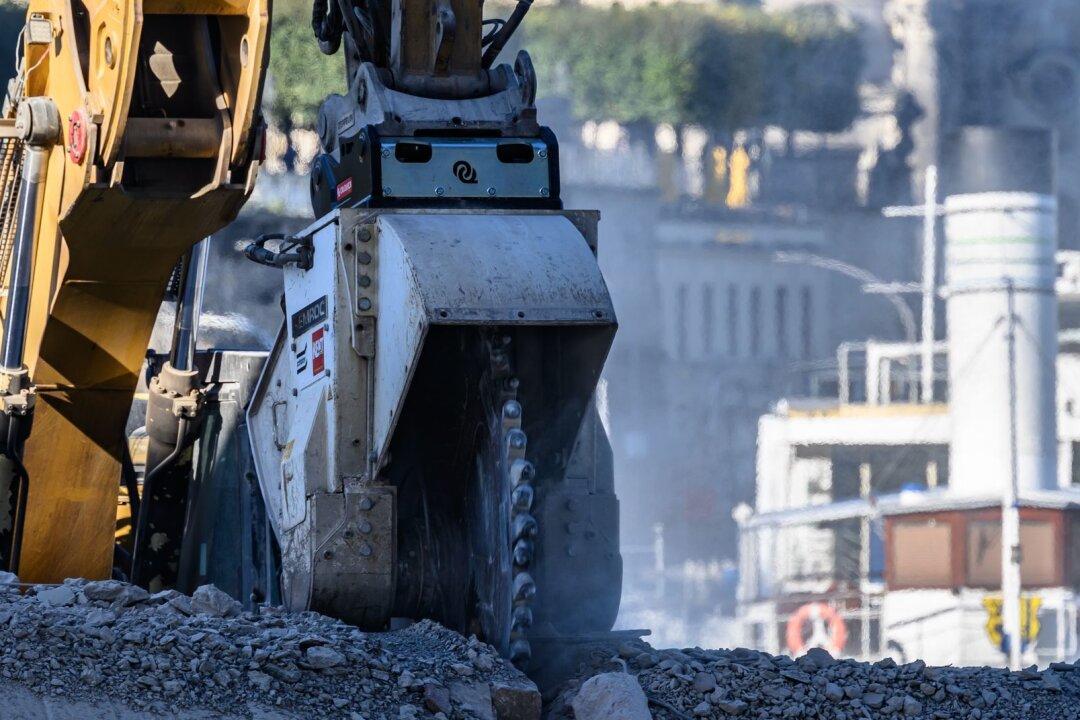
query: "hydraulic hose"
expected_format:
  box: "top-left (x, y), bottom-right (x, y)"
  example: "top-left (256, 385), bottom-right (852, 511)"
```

top-left (121, 441), bottom-right (141, 533)
top-left (481, 0), bottom-right (532, 69)
top-left (6, 416), bottom-right (29, 577)
top-left (312, 0), bottom-right (344, 55)
top-left (131, 417), bottom-right (189, 586)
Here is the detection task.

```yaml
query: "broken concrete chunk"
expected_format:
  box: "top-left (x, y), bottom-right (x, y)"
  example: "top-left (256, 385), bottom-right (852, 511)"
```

top-left (191, 584), bottom-right (242, 618)
top-left (571, 673), bottom-right (651, 720)
top-left (490, 679), bottom-right (541, 720)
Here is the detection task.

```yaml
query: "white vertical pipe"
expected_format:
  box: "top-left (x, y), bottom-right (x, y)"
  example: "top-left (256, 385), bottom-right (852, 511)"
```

top-left (1003, 280), bottom-right (1022, 670)
top-left (921, 166), bottom-right (938, 403)
top-left (945, 193), bottom-right (1057, 497)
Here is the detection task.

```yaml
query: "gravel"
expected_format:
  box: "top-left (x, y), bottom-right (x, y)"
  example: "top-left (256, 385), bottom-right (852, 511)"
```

top-left (7, 574), bottom-right (1080, 719)
top-left (546, 639), bottom-right (1080, 719)
top-left (0, 576), bottom-right (538, 719)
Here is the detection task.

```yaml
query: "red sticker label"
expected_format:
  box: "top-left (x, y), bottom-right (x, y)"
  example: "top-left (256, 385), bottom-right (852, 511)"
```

top-left (312, 328), bottom-right (325, 375)
top-left (336, 177), bottom-right (353, 202)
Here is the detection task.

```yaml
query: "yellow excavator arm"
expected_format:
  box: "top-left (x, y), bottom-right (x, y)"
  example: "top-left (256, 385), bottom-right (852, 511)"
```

top-left (0, 0), bottom-right (269, 582)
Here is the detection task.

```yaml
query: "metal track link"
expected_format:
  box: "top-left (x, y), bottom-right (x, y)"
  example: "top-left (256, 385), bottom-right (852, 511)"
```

top-left (487, 334), bottom-right (538, 667)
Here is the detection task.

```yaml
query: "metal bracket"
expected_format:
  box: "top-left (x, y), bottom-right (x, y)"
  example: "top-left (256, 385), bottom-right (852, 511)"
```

top-left (0, 367), bottom-right (35, 418)
top-left (309, 486), bottom-right (396, 627)
top-left (352, 222), bottom-right (378, 318)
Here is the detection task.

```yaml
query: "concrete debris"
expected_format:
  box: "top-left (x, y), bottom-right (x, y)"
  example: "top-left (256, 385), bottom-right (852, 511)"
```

top-left (190, 584), bottom-right (243, 618)
top-left (546, 640), bottom-right (1080, 720)
top-left (7, 577), bottom-right (1080, 719)
top-left (570, 672), bottom-right (652, 720)
top-left (491, 680), bottom-right (542, 720)
top-left (0, 578), bottom-right (539, 719)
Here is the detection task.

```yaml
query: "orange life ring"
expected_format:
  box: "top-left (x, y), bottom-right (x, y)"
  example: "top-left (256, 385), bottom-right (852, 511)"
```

top-left (785, 602), bottom-right (848, 656)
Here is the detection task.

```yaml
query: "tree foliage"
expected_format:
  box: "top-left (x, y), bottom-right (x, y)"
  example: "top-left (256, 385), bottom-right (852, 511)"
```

top-left (522, 2), bottom-right (863, 133)
top-left (0, 0), bottom-right (862, 134)
top-left (267, 0), bottom-right (346, 126)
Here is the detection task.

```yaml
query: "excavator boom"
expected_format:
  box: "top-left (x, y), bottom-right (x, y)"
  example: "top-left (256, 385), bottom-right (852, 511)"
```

top-left (0, 0), bottom-right (268, 581)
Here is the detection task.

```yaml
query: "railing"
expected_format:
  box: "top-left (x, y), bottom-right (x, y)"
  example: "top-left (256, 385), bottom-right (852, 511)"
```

top-left (0, 134), bottom-right (24, 286)
top-left (739, 589), bottom-right (886, 661)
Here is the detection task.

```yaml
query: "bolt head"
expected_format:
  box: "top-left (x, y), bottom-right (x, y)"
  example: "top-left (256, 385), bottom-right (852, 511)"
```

top-left (486, 187), bottom-right (497, 197)
top-left (435, 186), bottom-right (445, 197)
top-left (539, 187), bottom-right (550, 198)
top-left (383, 186), bottom-right (393, 196)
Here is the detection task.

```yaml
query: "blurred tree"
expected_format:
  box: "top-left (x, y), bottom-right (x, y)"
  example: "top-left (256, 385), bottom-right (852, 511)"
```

top-left (267, 0), bottom-right (346, 127)
top-left (523, 2), bottom-right (863, 135)
top-left (768, 4), bottom-right (864, 133)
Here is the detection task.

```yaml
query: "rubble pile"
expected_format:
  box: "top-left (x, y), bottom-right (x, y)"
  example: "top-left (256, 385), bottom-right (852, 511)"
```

top-left (6, 573), bottom-right (1080, 720)
top-left (549, 641), bottom-right (1080, 720)
top-left (0, 575), bottom-right (539, 719)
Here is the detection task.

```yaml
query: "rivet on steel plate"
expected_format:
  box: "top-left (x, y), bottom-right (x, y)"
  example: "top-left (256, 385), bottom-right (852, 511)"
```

top-left (359, 497), bottom-right (374, 511)
top-left (359, 227), bottom-right (372, 242)
top-left (359, 252), bottom-right (371, 265)
top-left (359, 275), bottom-right (371, 288)
top-left (360, 521), bottom-right (373, 534)
top-left (358, 297), bottom-right (372, 311)
top-left (359, 544), bottom-right (372, 557)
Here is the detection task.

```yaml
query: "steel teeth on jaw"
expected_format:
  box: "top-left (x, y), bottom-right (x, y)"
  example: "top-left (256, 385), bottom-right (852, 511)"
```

top-left (513, 538), bottom-right (534, 567)
top-left (511, 484), bottom-right (534, 512)
top-left (494, 339), bottom-right (535, 669)
top-left (510, 459), bottom-right (534, 487)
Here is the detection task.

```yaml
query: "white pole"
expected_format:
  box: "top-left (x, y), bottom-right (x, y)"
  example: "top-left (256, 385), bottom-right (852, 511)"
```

top-left (1003, 279), bottom-right (1022, 669)
top-left (654, 522), bottom-right (666, 601)
top-left (920, 166), bottom-right (938, 403)
top-left (859, 463), bottom-right (871, 660)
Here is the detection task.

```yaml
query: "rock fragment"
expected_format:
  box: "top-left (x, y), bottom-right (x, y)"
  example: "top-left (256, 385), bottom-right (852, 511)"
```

top-left (450, 682), bottom-right (494, 720)
top-left (190, 584), bottom-right (241, 617)
top-left (571, 672), bottom-right (651, 720)
top-left (490, 679), bottom-right (541, 720)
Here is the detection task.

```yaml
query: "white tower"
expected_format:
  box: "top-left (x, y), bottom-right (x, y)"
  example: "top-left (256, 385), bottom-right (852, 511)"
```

top-left (944, 128), bottom-right (1058, 497)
